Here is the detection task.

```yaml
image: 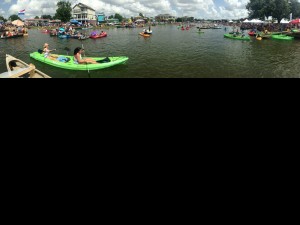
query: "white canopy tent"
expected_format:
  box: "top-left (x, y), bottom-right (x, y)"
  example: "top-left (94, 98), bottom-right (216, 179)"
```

top-left (249, 19), bottom-right (264, 24)
top-left (280, 18), bottom-right (290, 24)
top-left (243, 19), bottom-right (251, 23)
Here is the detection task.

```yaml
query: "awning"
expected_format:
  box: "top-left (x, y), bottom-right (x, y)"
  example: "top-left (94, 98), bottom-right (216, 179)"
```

top-left (70, 19), bottom-right (79, 24)
top-left (290, 19), bottom-right (300, 24)
top-left (12, 20), bottom-right (24, 26)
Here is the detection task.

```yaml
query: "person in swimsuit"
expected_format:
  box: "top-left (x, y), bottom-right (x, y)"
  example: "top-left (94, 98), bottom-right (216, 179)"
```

top-left (73, 47), bottom-right (98, 64)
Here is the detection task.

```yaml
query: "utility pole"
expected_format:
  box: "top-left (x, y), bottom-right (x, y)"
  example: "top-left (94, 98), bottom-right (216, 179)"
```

top-left (289, 1), bottom-right (292, 21)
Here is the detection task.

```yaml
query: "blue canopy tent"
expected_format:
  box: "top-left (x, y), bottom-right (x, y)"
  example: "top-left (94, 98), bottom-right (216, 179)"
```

top-left (70, 19), bottom-right (80, 24)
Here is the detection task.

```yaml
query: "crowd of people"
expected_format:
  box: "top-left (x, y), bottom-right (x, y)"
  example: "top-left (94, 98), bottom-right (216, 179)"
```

top-left (0, 25), bottom-right (28, 38)
top-left (240, 23), bottom-right (298, 32)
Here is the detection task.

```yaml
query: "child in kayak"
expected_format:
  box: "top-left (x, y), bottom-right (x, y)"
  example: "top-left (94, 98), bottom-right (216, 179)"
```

top-left (43, 43), bottom-right (58, 60)
top-left (74, 47), bottom-right (98, 64)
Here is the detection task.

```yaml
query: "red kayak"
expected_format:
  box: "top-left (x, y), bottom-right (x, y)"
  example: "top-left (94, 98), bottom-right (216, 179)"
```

top-left (248, 31), bottom-right (256, 36)
top-left (41, 30), bottom-right (50, 33)
top-left (90, 32), bottom-right (107, 39)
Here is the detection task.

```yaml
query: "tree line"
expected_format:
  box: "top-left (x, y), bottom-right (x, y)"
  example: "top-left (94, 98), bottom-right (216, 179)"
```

top-left (247, 0), bottom-right (300, 23)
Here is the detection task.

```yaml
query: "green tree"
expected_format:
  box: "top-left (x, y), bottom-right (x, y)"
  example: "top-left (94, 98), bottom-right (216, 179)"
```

top-left (0, 15), bottom-right (7, 22)
top-left (247, 0), bottom-right (269, 19)
top-left (35, 16), bottom-right (40, 19)
top-left (272, 0), bottom-right (290, 23)
top-left (176, 18), bottom-right (183, 23)
top-left (41, 15), bottom-right (53, 20)
top-left (9, 14), bottom-right (22, 21)
top-left (247, 0), bottom-right (291, 23)
top-left (114, 13), bottom-right (123, 22)
top-left (108, 15), bottom-right (114, 19)
top-left (54, 1), bottom-right (72, 23)
top-left (290, 0), bottom-right (300, 18)
top-left (139, 13), bottom-right (144, 18)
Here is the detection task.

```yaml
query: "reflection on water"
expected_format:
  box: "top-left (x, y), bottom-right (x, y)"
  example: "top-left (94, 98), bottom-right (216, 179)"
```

top-left (1, 26), bottom-right (300, 78)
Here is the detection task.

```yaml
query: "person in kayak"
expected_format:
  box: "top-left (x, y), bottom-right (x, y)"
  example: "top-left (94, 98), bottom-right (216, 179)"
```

top-left (74, 47), bottom-right (98, 64)
top-left (43, 43), bottom-right (58, 60)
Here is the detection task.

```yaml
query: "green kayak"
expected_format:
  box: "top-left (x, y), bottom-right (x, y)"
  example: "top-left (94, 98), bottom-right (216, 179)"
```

top-left (224, 34), bottom-right (250, 41)
top-left (271, 34), bottom-right (294, 41)
top-left (30, 52), bottom-right (129, 71)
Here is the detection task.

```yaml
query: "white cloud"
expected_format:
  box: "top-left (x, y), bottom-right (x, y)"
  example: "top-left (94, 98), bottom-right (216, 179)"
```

top-left (218, 0), bottom-right (249, 19)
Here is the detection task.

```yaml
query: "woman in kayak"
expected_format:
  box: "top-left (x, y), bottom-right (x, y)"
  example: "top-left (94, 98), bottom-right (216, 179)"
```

top-left (74, 47), bottom-right (98, 64)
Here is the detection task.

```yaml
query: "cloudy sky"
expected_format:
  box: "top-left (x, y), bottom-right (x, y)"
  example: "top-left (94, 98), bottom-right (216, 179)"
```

top-left (1, 0), bottom-right (253, 19)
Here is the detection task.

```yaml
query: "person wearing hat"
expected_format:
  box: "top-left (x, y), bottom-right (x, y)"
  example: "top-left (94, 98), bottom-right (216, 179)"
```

top-left (43, 43), bottom-right (58, 60)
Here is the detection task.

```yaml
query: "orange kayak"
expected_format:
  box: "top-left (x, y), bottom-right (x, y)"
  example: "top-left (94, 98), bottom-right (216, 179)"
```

top-left (139, 32), bottom-right (150, 37)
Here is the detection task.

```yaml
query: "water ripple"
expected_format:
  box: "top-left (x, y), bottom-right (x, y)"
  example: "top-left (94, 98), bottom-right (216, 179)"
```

top-left (1, 26), bottom-right (300, 78)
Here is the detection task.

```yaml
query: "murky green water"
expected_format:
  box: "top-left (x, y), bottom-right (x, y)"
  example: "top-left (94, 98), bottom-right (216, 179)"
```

top-left (1, 25), bottom-right (300, 78)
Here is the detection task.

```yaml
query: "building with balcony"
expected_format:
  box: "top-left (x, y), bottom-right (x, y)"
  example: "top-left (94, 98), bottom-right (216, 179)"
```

top-left (155, 14), bottom-right (176, 23)
top-left (72, 3), bottom-right (97, 25)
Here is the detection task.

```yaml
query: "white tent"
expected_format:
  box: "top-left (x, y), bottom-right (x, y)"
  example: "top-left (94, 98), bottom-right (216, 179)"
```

top-left (229, 20), bottom-right (233, 23)
top-left (249, 19), bottom-right (264, 24)
top-left (243, 19), bottom-right (251, 23)
top-left (280, 18), bottom-right (290, 24)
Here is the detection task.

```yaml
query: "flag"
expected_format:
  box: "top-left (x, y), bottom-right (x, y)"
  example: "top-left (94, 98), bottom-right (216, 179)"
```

top-left (18, 9), bottom-right (25, 15)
